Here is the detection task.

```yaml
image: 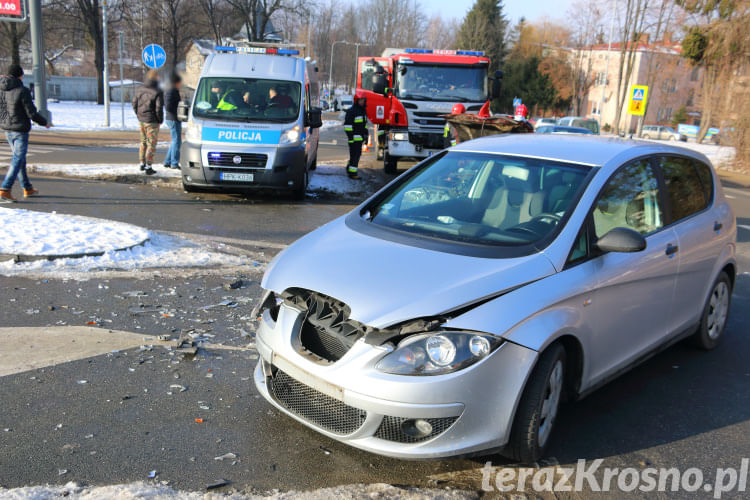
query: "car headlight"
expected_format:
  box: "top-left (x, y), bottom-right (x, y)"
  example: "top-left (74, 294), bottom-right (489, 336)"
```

top-left (186, 121), bottom-right (202, 142)
top-left (252, 290), bottom-right (282, 323)
top-left (375, 331), bottom-right (503, 376)
top-left (280, 125), bottom-right (302, 145)
top-left (390, 131), bottom-right (408, 141)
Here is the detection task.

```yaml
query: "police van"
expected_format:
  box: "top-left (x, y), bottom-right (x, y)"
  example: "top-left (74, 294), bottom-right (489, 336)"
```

top-left (180, 44), bottom-right (323, 198)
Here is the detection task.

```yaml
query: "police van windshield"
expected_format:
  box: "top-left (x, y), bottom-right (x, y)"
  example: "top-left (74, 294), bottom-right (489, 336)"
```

top-left (395, 64), bottom-right (487, 102)
top-left (193, 77), bottom-right (301, 123)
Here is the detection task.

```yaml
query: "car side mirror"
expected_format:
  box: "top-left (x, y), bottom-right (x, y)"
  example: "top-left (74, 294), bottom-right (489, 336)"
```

top-left (596, 227), bottom-right (647, 253)
top-left (490, 70), bottom-right (503, 100)
top-left (177, 100), bottom-right (189, 122)
top-left (306, 107), bottom-right (323, 129)
top-left (372, 74), bottom-right (388, 96)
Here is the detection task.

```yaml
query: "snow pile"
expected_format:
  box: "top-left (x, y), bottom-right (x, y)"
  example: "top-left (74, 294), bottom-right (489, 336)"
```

top-left (47, 101), bottom-right (142, 130)
top-left (0, 207), bottom-right (149, 257)
top-left (28, 163), bottom-right (181, 180)
top-left (320, 120), bottom-right (342, 130)
top-left (309, 163), bottom-right (366, 195)
top-left (0, 232), bottom-right (250, 278)
top-left (0, 482), bottom-right (477, 499)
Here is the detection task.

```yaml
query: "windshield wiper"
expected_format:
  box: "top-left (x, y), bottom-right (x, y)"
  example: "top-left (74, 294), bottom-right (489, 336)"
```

top-left (399, 93), bottom-right (434, 101)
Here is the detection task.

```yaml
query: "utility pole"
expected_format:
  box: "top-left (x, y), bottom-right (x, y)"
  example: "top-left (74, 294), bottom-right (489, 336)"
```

top-left (119, 32), bottom-right (125, 128)
top-left (329, 41), bottom-right (367, 96)
top-left (103, 0), bottom-right (110, 127)
top-left (353, 44), bottom-right (359, 92)
top-left (28, 0), bottom-right (49, 121)
top-left (306, 11), bottom-right (312, 59)
top-left (597, 0), bottom-right (616, 132)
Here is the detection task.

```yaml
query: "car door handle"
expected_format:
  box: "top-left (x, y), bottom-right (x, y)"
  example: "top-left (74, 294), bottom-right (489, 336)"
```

top-left (714, 221), bottom-right (723, 232)
top-left (666, 244), bottom-right (679, 256)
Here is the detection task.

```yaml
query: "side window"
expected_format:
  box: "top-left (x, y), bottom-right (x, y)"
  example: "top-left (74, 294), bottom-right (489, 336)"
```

top-left (593, 160), bottom-right (663, 238)
top-left (659, 156), bottom-right (708, 222)
top-left (566, 225), bottom-right (589, 265)
top-left (694, 161), bottom-right (715, 205)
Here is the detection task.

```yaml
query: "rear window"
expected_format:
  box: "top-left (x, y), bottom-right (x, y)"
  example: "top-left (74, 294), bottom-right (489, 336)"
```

top-left (364, 151), bottom-right (591, 247)
top-left (659, 156), bottom-right (710, 222)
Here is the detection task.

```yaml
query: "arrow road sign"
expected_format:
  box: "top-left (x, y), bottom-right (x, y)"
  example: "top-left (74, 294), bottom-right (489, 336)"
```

top-left (142, 44), bottom-right (166, 69)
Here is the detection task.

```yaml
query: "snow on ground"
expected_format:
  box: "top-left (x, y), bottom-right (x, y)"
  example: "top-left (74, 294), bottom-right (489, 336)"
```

top-left (321, 120), bottom-right (342, 130)
top-left (0, 231), bottom-right (250, 278)
top-left (28, 164), bottom-right (181, 180)
top-left (0, 207), bottom-right (149, 256)
top-left (47, 101), bottom-right (143, 130)
top-left (0, 482), bottom-right (476, 499)
top-left (633, 137), bottom-right (736, 168)
top-left (308, 163), bottom-right (363, 195)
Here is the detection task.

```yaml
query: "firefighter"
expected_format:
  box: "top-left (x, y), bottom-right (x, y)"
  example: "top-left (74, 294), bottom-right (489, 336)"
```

top-left (443, 103), bottom-right (465, 148)
top-left (344, 90), bottom-right (369, 179)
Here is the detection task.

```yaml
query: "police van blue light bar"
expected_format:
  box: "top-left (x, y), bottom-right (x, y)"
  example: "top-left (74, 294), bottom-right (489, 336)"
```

top-left (277, 49), bottom-right (300, 55)
top-left (213, 46), bottom-right (300, 56)
top-left (403, 48), bottom-right (485, 56)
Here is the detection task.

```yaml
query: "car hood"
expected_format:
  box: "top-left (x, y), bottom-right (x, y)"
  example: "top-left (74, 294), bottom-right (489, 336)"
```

top-left (262, 217), bottom-right (557, 329)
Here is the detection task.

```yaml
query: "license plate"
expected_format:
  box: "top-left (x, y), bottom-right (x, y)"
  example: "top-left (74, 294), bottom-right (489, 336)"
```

top-left (220, 172), bottom-right (254, 182)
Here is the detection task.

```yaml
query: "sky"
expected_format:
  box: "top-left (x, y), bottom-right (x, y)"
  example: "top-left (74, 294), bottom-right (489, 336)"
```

top-left (418, 0), bottom-right (573, 24)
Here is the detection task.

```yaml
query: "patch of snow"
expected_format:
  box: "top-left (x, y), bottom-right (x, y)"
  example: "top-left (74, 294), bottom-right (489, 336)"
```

top-left (28, 164), bottom-right (181, 180)
top-left (46, 101), bottom-right (144, 131)
top-left (0, 207), bottom-right (149, 256)
top-left (320, 120), bottom-right (342, 130)
top-left (0, 482), bottom-right (477, 499)
top-left (639, 139), bottom-right (736, 168)
top-left (0, 232), bottom-right (249, 278)
top-left (308, 164), bottom-right (363, 195)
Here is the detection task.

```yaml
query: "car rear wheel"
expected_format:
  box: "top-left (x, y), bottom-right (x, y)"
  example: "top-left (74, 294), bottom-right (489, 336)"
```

top-left (642, 134), bottom-right (651, 139)
top-left (507, 343), bottom-right (566, 463)
top-left (693, 271), bottom-right (732, 350)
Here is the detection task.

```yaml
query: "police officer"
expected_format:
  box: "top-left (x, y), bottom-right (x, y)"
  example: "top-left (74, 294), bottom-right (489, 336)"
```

top-left (344, 90), bottom-right (368, 179)
top-left (443, 103), bottom-right (465, 148)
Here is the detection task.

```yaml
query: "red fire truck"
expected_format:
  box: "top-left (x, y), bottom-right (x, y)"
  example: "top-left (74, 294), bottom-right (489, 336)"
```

top-left (356, 48), bottom-right (502, 173)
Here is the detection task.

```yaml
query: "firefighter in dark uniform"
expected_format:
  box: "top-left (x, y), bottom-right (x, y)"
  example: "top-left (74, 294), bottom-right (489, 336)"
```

top-left (344, 90), bottom-right (369, 179)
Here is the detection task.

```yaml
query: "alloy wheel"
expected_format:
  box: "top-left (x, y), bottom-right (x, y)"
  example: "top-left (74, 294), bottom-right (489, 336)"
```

top-left (538, 360), bottom-right (563, 448)
top-left (707, 281), bottom-right (730, 340)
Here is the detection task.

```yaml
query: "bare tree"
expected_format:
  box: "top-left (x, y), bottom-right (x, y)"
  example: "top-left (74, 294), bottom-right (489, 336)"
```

top-left (0, 21), bottom-right (29, 66)
top-left (198, 0), bottom-right (229, 44)
top-left (612, 0), bottom-right (649, 134)
top-left (226, 0), bottom-right (285, 41)
top-left (567, 0), bottom-right (603, 115)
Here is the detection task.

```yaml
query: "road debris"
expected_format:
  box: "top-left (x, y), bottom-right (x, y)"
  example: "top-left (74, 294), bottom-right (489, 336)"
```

top-left (206, 479), bottom-right (230, 490)
top-left (214, 452), bottom-right (237, 461)
top-left (148, 470), bottom-right (158, 478)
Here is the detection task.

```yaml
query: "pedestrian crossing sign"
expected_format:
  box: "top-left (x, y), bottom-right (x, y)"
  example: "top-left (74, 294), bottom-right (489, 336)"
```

top-left (628, 85), bottom-right (648, 116)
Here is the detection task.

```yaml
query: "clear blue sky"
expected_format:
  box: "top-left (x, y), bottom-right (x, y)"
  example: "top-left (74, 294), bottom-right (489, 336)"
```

top-left (420, 0), bottom-right (571, 23)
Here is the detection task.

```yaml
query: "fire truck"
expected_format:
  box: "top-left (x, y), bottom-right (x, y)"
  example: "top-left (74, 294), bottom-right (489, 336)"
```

top-left (356, 48), bottom-right (502, 173)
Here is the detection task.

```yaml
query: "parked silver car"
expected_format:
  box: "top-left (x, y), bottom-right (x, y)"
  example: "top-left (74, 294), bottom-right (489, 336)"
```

top-left (253, 135), bottom-right (736, 462)
top-left (642, 125), bottom-right (687, 141)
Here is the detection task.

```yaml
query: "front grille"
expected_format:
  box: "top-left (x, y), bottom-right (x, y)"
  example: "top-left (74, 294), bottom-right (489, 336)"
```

top-left (408, 132), bottom-right (447, 149)
top-left (207, 152), bottom-right (267, 168)
top-left (268, 368), bottom-right (367, 435)
top-left (374, 416), bottom-right (458, 443)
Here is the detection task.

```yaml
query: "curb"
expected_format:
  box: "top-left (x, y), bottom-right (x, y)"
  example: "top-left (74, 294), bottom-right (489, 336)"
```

top-left (0, 237), bottom-right (150, 263)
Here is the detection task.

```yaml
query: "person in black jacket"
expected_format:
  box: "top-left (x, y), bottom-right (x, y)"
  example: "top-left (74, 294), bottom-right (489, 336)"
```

top-left (0, 64), bottom-right (50, 202)
top-left (163, 73), bottom-right (182, 169)
top-left (343, 90), bottom-right (368, 179)
top-left (132, 69), bottom-right (164, 175)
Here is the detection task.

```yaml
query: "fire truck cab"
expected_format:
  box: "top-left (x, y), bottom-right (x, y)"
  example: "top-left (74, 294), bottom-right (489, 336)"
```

top-left (357, 48), bottom-right (502, 173)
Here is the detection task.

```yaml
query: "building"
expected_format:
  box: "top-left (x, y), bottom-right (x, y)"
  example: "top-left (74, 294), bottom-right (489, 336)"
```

top-left (573, 34), bottom-right (703, 132)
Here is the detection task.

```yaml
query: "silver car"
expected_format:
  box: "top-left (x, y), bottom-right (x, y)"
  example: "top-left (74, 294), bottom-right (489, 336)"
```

top-left (253, 135), bottom-right (736, 462)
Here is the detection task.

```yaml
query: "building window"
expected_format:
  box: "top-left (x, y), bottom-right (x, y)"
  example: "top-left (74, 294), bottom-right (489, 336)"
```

top-left (47, 83), bottom-right (61, 97)
top-left (686, 89), bottom-right (694, 107)
top-left (661, 78), bottom-right (677, 94)
top-left (595, 71), bottom-right (607, 86)
top-left (690, 67), bottom-right (700, 81)
top-left (591, 100), bottom-right (601, 115)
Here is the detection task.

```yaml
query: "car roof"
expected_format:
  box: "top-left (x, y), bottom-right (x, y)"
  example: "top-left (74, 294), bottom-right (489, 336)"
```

top-left (451, 134), bottom-right (712, 167)
top-left (203, 53), bottom-right (305, 81)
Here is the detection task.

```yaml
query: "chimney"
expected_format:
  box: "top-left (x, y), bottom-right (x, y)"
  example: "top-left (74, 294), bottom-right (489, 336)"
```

top-left (663, 31), bottom-right (673, 44)
top-left (638, 33), bottom-right (650, 45)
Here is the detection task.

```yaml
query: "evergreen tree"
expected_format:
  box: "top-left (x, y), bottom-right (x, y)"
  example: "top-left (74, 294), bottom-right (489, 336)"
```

top-left (455, 0), bottom-right (508, 69)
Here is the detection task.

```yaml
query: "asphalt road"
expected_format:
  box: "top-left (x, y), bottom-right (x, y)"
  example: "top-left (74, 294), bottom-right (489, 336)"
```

top-left (0, 135), bottom-right (749, 497)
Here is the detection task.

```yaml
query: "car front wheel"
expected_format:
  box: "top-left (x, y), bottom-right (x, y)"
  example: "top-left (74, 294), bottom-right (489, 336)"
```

top-left (507, 343), bottom-right (566, 463)
top-left (693, 271), bottom-right (732, 350)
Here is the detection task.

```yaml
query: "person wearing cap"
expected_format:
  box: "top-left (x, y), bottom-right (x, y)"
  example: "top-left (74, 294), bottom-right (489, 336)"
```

top-left (163, 73), bottom-right (183, 169)
top-left (0, 64), bottom-right (51, 202)
top-left (132, 69), bottom-right (164, 175)
top-left (443, 103), bottom-right (465, 148)
top-left (343, 90), bottom-right (368, 179)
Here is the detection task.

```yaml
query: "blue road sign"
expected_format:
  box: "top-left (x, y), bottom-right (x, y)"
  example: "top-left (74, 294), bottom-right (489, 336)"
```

top-left (513, 97), bottom-right (522, 107)
top-left (142, 44), bottom-right (166, 69)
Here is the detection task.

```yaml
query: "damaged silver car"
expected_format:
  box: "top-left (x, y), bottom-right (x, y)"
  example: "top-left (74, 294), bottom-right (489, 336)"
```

top-left (253, 135), bottom-right (736, 461)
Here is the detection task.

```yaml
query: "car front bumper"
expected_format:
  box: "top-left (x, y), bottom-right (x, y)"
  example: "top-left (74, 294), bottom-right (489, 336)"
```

top-left (252, 303), bottom-right (539, 459)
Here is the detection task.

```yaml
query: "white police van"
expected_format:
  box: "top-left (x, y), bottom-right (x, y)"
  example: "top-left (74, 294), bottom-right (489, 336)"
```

top-left (180, 45), bottom-right (323, 198)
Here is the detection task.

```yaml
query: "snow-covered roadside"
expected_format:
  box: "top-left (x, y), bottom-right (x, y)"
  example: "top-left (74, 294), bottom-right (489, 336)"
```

top-left (308, 163), bottom-right (368, 196)
top-left (46, 101), bottom-right (143, 130)
top-left (27, 163), bottom-right (181, 181)
top-left (0, 207), bottom-right (149, 257)
top-left (643, 139), bottom-right (736, 169)
top-left (0, 482), bottom-right (477, 499)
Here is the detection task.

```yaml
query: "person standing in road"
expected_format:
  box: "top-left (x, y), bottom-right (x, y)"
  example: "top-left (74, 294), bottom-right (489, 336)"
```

top-left (132, 69), bottom-right (163, 175)
top-left (163, 73), bottom-right (183, 169)
top-left (0, 64), bottom-right (51, 203)
top-left (343, 90), bottom-right (368, 180)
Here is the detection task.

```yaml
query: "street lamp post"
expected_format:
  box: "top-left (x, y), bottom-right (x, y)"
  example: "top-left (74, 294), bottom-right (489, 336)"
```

top-left (328, 40), bottom-right (368, 98)
top-left (597, 0), bottom-right (617, 132)
top-left (28, 0), bottom-right (49, 121)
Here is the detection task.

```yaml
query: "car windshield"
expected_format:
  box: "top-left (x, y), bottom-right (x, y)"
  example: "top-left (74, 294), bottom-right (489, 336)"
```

top-left (192, 77), bottom-right (301, 123)
top-left (395, 64), bottom-right (488, 102)
top-left (365, 152), bottom-right (591, 246)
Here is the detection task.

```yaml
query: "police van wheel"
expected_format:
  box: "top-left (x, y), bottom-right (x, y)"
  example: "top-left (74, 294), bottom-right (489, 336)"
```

top-left (384, 154), bottom-right (398, 175)
top-left (292, 170), bottom-right (308, 200)
top-left (182, 181), bottom-right (199, 193)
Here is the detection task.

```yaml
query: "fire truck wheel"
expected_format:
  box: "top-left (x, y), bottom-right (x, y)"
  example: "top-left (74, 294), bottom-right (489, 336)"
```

top-left (384, 154), bottom-right (398, 175)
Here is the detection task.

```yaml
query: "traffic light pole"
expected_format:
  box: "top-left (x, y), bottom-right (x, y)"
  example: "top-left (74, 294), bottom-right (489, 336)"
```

top-left (28, 0), bottom-right (50, 121)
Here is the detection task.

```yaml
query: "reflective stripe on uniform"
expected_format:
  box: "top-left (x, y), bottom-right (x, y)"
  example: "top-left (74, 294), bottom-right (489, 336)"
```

top-left (354, 116), bottom-right (365, 123)
top-left (450, 140), bottom-right (457, 146)
top-left (377, 129), bottom-right (385, 135)
top-left (347, 165), bottom-right (358, 173)
top-left (353, 135), bottom-right (363, 141)
top-left (344, 125), bottom-right (353, 131)
top-left (443, 124), bottom-right (450, 137)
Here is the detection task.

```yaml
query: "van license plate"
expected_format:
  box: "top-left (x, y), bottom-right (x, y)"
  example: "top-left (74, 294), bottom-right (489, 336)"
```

top-left (220, 172), bottom-right (254, 182)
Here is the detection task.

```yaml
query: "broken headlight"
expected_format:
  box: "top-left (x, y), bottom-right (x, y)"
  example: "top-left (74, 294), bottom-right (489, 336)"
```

top-left (252, 290), bottom-right (282, 323)
top-left (375, 331), bottom-right (503, 376)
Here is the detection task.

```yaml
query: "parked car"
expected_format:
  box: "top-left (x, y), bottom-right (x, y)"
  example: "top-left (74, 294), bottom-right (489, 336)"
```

top-left (642, 125), bottom-right (687, 141)
top-left (536, 125), bottom-right (593, 135)
top-left (557, 116), bottom-right (600, 134)
top-left (333, 95), bottom-right (353, 111)
top-left (533, 117), bottom-right (557, 129)
top-left (253, 135), bottom-right (735, 462)
top-left (320, 99), bottom-right (330, 111)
